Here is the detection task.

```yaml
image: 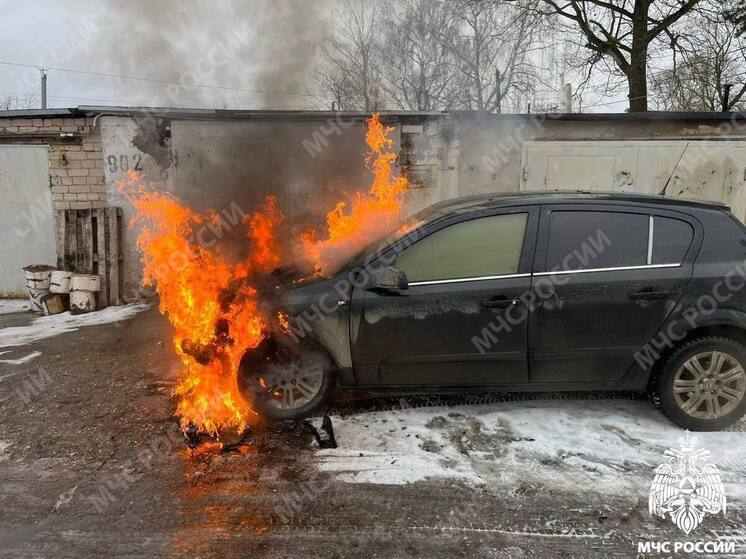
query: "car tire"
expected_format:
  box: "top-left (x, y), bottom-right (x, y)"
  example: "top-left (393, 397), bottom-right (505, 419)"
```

top-left (653, 336), bottom-right (746, 431)
top-left (237, 337), bottom-right (337, 421)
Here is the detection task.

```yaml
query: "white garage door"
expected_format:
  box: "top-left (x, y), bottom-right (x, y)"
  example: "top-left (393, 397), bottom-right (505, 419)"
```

top-left (521, 140), bottom-right (746, 222)
top-left (0, 145), bottom-right (56, 296)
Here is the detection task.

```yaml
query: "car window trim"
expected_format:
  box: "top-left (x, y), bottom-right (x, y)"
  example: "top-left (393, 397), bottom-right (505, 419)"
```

top-left (533, 262), bottom-right (681, 277)
top-left (409, 262), bottom-right (682, 286)
top-left (647, 215), bottom-right (654, 265)
top-left (409, 272), bottom-right (531, 287)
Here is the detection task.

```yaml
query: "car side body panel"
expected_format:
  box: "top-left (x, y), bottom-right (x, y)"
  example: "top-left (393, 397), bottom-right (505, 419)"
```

top-left (281, 193), bottom-right (746, 394)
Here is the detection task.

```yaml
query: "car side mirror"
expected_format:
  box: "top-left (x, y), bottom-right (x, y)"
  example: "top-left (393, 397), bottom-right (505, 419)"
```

top-left (370, 266), bottom-right (409, 292)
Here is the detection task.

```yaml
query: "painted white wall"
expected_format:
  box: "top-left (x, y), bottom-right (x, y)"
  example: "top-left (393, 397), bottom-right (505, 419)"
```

top-left (0, 145), bottom-right (56, 296)
top-left (521, 140), bottom-right (746, 221)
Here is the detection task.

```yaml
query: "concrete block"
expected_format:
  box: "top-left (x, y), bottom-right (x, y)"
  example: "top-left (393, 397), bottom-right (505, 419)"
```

top-left (55, 201), bottom-right (71, 210)
top-left (51, 185), bottom-right (68, 194)
top-left (70, 201), bottom-right (93, 209)
top-left (68, 168), bottom-right (89, 177)
top-left (72, 176), bottom-right (88, 185)
top-left (64, 151), bottom-right (87, 160)
top-left (69, 185), bottom-right (91, 194)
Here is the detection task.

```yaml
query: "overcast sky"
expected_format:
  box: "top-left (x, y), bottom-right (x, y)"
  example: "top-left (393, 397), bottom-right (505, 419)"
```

top-left (1, 0), bottom-right (629, 113)
top-left (0, 0), bottom-right (335, 110)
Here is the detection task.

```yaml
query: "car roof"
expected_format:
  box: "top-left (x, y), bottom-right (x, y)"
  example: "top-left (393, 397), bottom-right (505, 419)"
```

top-left (426, 191), bottom-right (730, 214)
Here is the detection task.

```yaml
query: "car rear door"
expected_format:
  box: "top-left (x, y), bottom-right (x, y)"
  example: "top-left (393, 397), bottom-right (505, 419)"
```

top-left (529, 204), bottom-right (698, 384)
top-left (350, 206), bottom-right (539, 388)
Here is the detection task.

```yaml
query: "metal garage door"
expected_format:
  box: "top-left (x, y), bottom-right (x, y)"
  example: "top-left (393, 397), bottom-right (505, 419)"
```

top-left (0, 145), bottom-right (56, 296)
top-left (520, 140), bottom-right (746, 222)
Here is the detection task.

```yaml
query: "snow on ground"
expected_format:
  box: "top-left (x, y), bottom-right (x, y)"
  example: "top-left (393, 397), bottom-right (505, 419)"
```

top-left (0, 304), bottom-right (149, 348)
top-left (316, 399), bottom-right (746, 499)
top-left (0, 299), bottom-right (32, 315)
top-left (0, 350), bottom-right (42, 365)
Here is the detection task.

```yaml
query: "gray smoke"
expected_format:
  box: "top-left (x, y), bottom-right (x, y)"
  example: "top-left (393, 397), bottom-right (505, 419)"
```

top-left (73, 0), bottom-right (333, 109)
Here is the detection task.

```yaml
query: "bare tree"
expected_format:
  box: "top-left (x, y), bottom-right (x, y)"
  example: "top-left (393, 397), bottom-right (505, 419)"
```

top-left (651, 0), bottom-right (746, 111)
top-left (538, 0), bottom-right (702, 111)
top-left (0, 94), bottom-right (39, 111)
top-left (316, 0), bottom-right (385, 111)
top-left (725, 0), bottom-right (746, 35)
top-left (380, 0), bottom-right (462, 110)
top-left (443, 0), bottom-right (549, 112)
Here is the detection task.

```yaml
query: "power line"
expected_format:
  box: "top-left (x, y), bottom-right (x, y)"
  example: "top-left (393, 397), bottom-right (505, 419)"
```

top-left (0, 60), bottom-right (317, 98)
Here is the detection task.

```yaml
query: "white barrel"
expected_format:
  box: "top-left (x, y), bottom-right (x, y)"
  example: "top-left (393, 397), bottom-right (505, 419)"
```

top-left (50, 270), bottom-right (73, 294)
top-left (70, 274), bottom-right (101, 292)
top-left (23, 265), bottom-right (55, 290)
top-left (70, 290), bottom-right (97, 314)
top-left (26, 287), bottom-right (49, 312)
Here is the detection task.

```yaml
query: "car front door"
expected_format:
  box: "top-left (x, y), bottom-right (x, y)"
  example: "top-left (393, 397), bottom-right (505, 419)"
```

top-left (529, 204), bottom-right (698, 384)
top-left (350, 206), bottom-right (538, 388)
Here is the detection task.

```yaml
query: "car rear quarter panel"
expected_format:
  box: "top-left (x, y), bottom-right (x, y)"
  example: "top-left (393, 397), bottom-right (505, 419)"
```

top-left (624, 206), bottom-right (746, 387)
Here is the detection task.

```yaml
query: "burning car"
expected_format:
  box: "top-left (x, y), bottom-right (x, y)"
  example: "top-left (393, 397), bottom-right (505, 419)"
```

top-left (240, 192), bottom-right (746, 432)
top-left (122, 114), bottom-right (745, 437)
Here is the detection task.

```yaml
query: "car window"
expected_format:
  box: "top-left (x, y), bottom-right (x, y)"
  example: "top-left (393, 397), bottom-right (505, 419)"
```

top-left (547, 211), bottom-right (647, 271)
top-left (651, 216), bottom-right (692, 264)
top-left (395, 213), bottom-right (527, 282)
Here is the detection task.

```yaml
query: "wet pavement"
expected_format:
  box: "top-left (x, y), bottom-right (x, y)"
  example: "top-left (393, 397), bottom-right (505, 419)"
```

top-left (0, 307), bottom-right (744, 558)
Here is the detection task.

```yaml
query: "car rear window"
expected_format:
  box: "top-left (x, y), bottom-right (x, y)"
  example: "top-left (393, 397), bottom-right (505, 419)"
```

top-left (651, 216), bottom-right (693, 264)
top-left (547, 211), bottom-right (647, 271)
top-left (395, 213), bottom-right (527, 282)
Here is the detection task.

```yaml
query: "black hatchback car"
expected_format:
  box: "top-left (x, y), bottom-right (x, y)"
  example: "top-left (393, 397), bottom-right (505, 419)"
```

top-left (239, 192), bottom-right (746, 431)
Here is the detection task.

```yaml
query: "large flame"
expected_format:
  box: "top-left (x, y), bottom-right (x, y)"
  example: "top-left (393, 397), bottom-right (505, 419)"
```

top-left (122, 114), bottom-right (407, 436)
top-left (301, 113), bottom-right (408, 274)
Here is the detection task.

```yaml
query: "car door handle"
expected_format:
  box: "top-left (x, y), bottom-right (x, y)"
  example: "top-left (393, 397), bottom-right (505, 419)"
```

top-left (480, 297), bottom-right (519, 309)
top-left (629, 289), bottom-right (675, 300)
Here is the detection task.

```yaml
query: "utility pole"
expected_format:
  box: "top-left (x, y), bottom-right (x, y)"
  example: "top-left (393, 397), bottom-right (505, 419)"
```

top-left (495, 68), bottom-right (502, 114)
top-left (722, 84), bottom-right (733, 112)
top-left (40, 68), bottom-right (47, 109)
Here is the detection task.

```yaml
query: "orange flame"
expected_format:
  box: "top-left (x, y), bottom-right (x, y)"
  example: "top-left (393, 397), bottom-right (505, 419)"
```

top-left (302, 113), bottom-right (408, 274)
top-left (122, 113), bottom-right (407, 436)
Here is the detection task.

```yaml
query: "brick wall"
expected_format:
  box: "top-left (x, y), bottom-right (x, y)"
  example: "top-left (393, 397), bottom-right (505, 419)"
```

top-left (0, 116), bottom-right (107, 210)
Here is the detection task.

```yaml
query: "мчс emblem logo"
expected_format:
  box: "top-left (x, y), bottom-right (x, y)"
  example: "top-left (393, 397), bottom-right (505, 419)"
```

top-left (648, 433), bottom-right (727, 534)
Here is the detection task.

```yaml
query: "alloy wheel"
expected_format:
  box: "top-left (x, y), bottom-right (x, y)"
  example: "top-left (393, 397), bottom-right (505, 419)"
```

top-left (256, 358), bottom-right (325, 411)
top-left (673, 350), bottom-right (746, 420)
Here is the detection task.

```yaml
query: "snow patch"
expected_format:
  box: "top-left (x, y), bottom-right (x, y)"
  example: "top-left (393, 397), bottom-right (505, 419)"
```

top-left (0, 304), bottom-right (149, 348)
top-left (316, 399), bottom-right (746, 498)
top-left (0, 299), bottom-right (32, 315)
top-left (0, 351), bottom-right (41, 365)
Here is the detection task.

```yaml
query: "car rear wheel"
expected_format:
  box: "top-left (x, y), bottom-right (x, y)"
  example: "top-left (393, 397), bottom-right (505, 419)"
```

top-left (654, 337), bottom-right (746, 431)
top-left (237, 338), bottom-right (336, 421)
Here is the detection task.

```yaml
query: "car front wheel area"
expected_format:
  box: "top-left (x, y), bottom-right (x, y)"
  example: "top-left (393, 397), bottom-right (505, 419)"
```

top-left (237, 338), bottom-right (337, 421)
top-left (654, 336), bottom-right (746, 431)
